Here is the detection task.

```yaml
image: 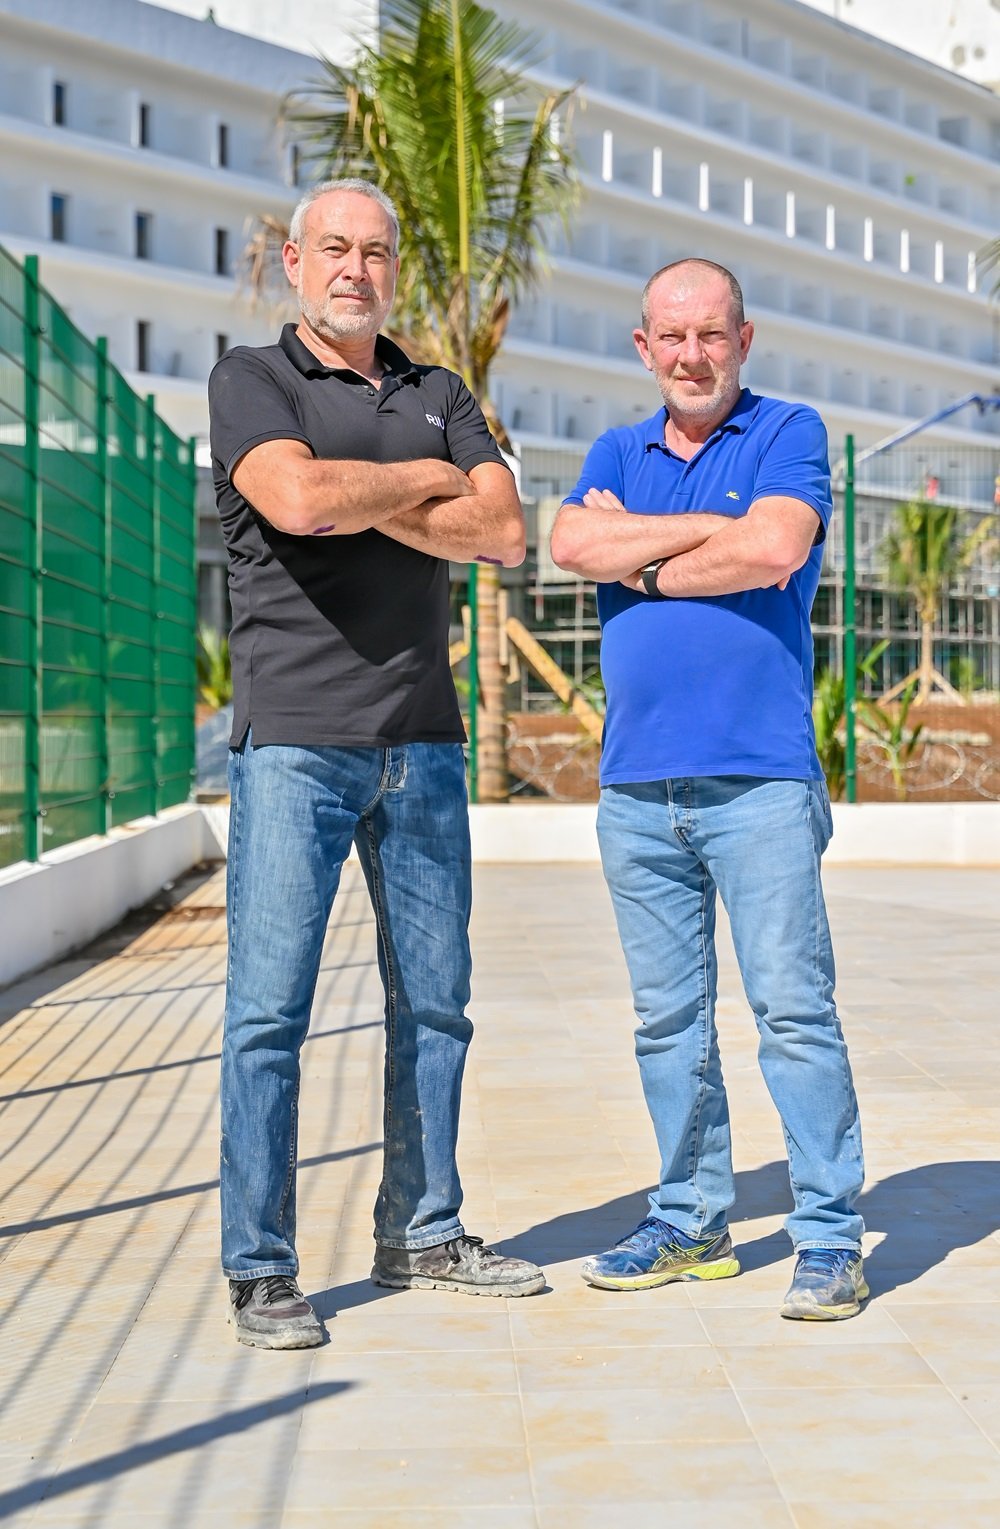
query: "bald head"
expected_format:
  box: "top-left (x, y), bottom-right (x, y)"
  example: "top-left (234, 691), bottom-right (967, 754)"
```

top-left (640, 259), bottom-right (744, 332)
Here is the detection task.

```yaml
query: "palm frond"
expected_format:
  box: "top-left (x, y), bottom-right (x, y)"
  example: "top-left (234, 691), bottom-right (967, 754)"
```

top-left (270, 0), bottom-right (579, 434)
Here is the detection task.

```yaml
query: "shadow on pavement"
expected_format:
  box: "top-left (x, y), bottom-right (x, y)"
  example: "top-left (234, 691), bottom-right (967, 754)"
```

top-left (0, 1383), bottom-right (353, 1519)
top-left (495, 1157), bottom-right (1000, 1298)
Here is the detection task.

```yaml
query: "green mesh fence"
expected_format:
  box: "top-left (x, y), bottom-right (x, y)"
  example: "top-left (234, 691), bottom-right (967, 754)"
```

top-left (0, 246), bottom-right (197, 868)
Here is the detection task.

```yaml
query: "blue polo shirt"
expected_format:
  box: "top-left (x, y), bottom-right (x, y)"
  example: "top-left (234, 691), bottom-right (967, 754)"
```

top-left (563, 390), bottom-right (831, 786)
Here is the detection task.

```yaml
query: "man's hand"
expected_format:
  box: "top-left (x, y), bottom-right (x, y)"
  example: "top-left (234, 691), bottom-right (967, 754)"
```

top-left (376, 461), bottom-right (526, 567)
top-left (550, 493), bottom-right (734, 582)
top-left (632, 496), bottom-right (819, 598)
top-left (232, 438), bottom-right (476, 537)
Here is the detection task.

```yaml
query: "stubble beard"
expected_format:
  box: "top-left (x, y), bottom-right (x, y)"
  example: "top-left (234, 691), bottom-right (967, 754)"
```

top-left (298, 287), bottom-right (392, 344)
top-left (657, 354), bottom-right (742, 426)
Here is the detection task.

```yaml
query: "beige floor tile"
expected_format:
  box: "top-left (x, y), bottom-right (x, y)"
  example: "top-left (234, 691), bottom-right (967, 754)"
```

top-left (952, 1385), bottom-right (1000, 1444)
top-left (297, 1392), bottom-right (525, 1452)
top-left (521, 1385), bottom-right (752, 1445)
top-left (515, 1344), bottom-right (729, 1392)
top-left (538, 1508), bottom-right (794, 1529)
top-left (285, 1447), bottom-right (533, 1512)
top-left (530, 1440), bottom-right (781, 1504)
top-left (791, 1505), bottom-right (1000, 1529)
top-left (696, 1303), bottom-right (907, 1347)
top-left (743, 1386), bottom-right (1000, 1501)
top-left (282, 1514), bottom-right (538, 1529)
top-left (508, 1303), bottom-right (709, 1349)
top-left (308, 1346), bottom-right (521, 1395)
top-left (719, 1341), bottom-right (937, 1390)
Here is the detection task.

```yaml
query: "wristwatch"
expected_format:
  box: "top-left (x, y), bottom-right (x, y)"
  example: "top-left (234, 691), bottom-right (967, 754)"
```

top-left (639, 558), bottom-right (669, 599)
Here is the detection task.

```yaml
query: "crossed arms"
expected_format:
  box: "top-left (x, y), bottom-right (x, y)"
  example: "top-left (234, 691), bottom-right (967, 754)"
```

top-left (549, 489), bottom-right (820, 596)
top-left (231, 438), bottom-right (526, 567)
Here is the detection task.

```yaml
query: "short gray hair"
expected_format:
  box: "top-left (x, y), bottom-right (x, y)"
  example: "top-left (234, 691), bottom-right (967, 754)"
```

top-left (288, 178), bottom-right (400, 251)
top-left (640, 258), bottom-right (745, 330)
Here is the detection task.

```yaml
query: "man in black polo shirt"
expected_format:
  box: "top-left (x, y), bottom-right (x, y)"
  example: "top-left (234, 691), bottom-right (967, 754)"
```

top-left (209, 178), bottom-right (544, 1348)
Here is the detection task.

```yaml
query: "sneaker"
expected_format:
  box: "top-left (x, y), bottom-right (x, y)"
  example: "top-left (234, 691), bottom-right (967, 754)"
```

top-left (228, 1274), bottom-right (324, 1348)
top-left (780, 1248), bottom-right (869, 1321)
top-left (581, 1216), bottom-right (740, 1291)
top-left (372, 1234), bottom-right (545, 1297)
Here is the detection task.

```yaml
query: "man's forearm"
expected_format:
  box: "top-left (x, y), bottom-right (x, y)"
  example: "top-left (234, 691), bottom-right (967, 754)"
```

top-left (377, 491), bottom-right (526, 567)
top-left (653, 519), bottom-right (796, 596)
top-left (551, 504), bottom-right (732, 581)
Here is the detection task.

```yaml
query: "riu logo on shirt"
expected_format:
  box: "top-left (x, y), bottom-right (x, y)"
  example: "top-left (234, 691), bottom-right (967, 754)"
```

top-left (425, 413), bottom-right (446, 429)
top-left (726, 490), bottom-right (740, 501)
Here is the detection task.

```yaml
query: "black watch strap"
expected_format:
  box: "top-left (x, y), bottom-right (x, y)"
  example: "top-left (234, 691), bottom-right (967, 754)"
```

top-left (640, 558), bottom-right (668, 599)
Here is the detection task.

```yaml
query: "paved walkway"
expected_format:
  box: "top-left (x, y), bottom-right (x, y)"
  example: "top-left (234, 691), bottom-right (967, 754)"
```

top-left (2, 859), bottom-right (999, 1528)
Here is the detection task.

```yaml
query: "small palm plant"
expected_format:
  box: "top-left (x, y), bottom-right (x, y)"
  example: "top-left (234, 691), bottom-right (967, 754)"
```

top-left (857, 642), bottom-right (923, 800)
top-left (812, 666), bottom-right (846, 800)
top-left (881, 498), bottom-right (965, 704)
top-left (196, 626), bottom-right (232, 711)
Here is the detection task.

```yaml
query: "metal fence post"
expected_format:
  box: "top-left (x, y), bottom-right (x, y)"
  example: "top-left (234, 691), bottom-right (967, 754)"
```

top-left (146, 394), bottom-right (160, 817)
top-left (844, 433), bottom-right (857, 804)
top-left (188, 435), bottom-right (198, 798)
top-left (467, 563), bottom-right (479, 803)
top-left (95, 338), bottom-right (111, 832)
top-left (22, 256), bottom-right (42, 861)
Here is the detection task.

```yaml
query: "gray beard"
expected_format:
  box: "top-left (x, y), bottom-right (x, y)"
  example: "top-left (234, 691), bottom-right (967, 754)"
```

top-left (299, 291), bottom-right (389, 344)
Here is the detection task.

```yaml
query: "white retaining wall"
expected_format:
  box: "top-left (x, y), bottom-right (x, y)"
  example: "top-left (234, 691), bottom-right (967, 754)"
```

top-left (0, 804), bottom-right (219, 991)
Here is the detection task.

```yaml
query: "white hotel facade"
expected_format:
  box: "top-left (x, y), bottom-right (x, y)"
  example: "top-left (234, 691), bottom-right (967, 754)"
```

top-left (1, 0), bottom-right (998, 675)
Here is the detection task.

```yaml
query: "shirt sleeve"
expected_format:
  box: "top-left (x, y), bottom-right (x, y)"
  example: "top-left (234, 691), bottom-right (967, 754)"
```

top-left (562, 431), bottom-right (624, 506)
top-left (751, 406), bottom-right (833, 541)
top-left (443, 378), bottom-right (508, 474)
top-left (208, 350), bottom-right (313, 483)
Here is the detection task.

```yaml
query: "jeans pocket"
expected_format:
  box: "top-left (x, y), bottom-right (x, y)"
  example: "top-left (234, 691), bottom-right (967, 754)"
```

top-left (811, 778), bottom-right (834, 849)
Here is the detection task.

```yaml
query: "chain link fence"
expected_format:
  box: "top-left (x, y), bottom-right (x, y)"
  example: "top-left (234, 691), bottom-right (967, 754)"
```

top-left (0, 247), bottom-right (198, 869)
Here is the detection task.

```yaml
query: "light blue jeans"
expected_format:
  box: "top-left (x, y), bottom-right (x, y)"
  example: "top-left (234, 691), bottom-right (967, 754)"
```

top-left (220, 736), bottom-right (473, 1279)
top-left (597, 776), bottom-right (864, 1251)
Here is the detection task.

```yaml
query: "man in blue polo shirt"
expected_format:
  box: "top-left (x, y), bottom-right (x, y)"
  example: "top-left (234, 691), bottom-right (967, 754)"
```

top-left (551, 258), bottom-right (866, 1320)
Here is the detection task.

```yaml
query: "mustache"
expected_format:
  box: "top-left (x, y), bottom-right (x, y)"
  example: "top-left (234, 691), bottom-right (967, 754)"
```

top-left (329, 284), bottom-right (375, 299)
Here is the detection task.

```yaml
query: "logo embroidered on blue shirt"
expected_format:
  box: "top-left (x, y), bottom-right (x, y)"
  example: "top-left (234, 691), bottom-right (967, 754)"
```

top-left (726, 490), bottom-right (740, 500)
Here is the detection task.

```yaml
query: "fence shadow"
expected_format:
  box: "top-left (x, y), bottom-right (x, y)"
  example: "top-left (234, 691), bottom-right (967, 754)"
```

top-left (0, 1383), bottom-right (353, 1519)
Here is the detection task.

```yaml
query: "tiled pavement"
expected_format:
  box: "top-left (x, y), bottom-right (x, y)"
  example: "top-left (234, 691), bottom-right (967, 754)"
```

top-left (1, 857), bottom-right (999, 1528)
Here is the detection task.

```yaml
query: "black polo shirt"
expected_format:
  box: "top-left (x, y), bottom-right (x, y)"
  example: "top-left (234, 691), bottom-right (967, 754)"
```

top-left (208, 324), bottom-right (508, 748)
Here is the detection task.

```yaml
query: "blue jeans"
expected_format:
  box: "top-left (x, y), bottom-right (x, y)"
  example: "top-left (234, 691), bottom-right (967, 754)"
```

top-left (597, 776), bottom-right (864, 1251)
top-left (220, 737), bottom-right (473, 1279)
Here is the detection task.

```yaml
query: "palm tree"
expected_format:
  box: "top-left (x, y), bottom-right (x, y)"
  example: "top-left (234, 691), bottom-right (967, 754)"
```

top-left (880, 497), bottom-right (966, 705)
top-left (882, 497), bottom-right (1000, 707)
top-left (253, 0), bottom-right (578, 801)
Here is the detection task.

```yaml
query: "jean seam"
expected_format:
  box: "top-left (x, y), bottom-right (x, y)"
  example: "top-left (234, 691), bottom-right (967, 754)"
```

top-left (359, 813), bottom-right (400, 1233)
top-left (276, 1077), bottom-right (300, 1235)
top-left (687, 860), bottom-right (712, 1237)
top-left (225, 745), bottom-right (245, 991)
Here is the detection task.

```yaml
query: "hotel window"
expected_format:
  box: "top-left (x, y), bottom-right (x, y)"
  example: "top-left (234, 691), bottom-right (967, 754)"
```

top-left (214, 227), bottom-right (229, 276)
top-left (135, 212), bottom-right (152, 260)
top-left (138, 101), bottom-right (151, 148)
top-left (53, 81), bottom-right (67, 127)
top-left (218, 122), bottom-right (229, 167)
top-left (50, 193), bottom-right (68, 243)
top-left (136, 320), bottom-right (151, 372)
top-left (216, 333), bottom-right (229, 360)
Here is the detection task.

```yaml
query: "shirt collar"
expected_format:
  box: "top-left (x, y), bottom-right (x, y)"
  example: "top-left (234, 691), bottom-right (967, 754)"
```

top-left (278, 323), bottom-right (419, 381)
top-left (643, 388), bottom-right (761, 453)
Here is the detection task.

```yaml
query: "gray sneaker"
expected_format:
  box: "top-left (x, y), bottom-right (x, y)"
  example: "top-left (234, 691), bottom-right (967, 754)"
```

top-left (228, 1274), bottom-right (324, 1348)
top-left (372, 1234), bottom-right (545, 1297)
